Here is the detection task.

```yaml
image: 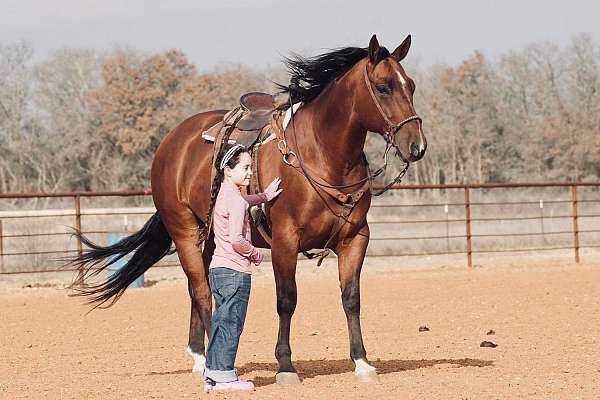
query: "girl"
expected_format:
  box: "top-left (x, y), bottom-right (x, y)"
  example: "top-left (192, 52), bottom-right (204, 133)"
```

top-left (203, 143), bottom-right (282, 392)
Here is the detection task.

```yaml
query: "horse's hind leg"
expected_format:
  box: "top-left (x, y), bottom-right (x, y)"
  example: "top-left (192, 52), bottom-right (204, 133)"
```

top-left (187, 282), bottom-right (207, 373)
top-left (186, 230), bottom-right (216, 373)
top-left (175, 237), bottom-right (213, 374)
top-left (336, 225), bottom-right (379, 383)
top-left (161, 208), bottom-right (213, 374)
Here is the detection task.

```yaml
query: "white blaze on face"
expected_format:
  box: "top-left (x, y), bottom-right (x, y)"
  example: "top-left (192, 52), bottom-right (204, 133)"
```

top-left (395, 70), bottom-right (426, 152)
top-left (395, 70), bottom-right (407, 86)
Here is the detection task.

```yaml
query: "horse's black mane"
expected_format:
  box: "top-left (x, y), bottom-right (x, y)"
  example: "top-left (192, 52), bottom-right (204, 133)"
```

top-left (277, 46), bottom-right (390, 104)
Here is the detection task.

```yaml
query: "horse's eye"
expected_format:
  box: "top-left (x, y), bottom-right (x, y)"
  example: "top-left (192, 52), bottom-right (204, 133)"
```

top-left (375, 84), bottom-right (391, 95)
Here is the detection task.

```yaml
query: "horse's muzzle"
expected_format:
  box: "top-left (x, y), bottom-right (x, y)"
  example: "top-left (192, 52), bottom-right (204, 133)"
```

top-left (409, 141), bottom-right (426, 161)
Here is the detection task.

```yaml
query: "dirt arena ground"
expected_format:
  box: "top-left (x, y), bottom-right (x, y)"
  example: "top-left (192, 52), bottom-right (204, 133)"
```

top-left (1, 254), bottom-right (600, 399)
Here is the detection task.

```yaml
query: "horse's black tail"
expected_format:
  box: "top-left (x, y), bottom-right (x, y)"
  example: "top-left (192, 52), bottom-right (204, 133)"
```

top-left (67, 212), bottom-right (173, 309)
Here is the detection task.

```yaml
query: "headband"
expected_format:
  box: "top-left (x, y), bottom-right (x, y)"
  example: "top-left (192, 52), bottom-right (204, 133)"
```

top-left (219, 144), bottom-right (244, 171)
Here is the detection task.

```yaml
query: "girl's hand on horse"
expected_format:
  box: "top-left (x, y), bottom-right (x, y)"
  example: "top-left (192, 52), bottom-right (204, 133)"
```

top-left (264, 177), bottom-right (283, 201)
top-left (251, 249), bottom-right (264, 266)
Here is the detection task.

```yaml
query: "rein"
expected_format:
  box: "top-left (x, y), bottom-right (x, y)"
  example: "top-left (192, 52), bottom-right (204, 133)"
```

top-left (284, 101), bottom-right (355, 264)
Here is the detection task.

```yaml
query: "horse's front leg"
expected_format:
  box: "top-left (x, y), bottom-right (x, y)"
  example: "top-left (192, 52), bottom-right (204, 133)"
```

top-left (271, 229), bottom-right (302, 384)
top-left (336, 224), bottom-right (379, 383)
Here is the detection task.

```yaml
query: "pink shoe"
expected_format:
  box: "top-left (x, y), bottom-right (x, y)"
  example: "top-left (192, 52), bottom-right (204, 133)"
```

top-left (204, 379), bottom-right (255, 392)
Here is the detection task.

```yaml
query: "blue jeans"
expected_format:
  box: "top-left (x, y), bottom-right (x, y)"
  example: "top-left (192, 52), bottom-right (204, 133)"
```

top-left (204, 267), bottom-right (251, 383)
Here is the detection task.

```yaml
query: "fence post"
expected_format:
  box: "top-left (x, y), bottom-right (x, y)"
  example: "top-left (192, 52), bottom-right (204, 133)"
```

top-left (0, 219), bottom-right (4, 273)
top-left (444, 204), bottom-right (450, 253)
top-left (464, 187), bottom-right (472, 268)
top-left (539, 199), bottom-right (546, 243)
top-left (74, 195), bottom-right (82, 257)
top-left (571, 185), bottom-right (580, 263)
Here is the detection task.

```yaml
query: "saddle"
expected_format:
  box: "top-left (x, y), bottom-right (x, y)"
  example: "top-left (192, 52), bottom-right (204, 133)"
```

top-left (202, 92), bottom-right (277, 149)
top-left (202, 92), bottom-right (286, 245)
top-left (240, 92), bottom-right (275, 112)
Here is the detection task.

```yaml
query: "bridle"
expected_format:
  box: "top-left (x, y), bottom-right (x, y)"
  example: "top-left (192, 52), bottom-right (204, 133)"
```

top-left (278, 63), bottom-right (422, 200)
top-left (362, 64), bottom-right (422, 160)
top-left (361, 63), bottom-right (421, 195)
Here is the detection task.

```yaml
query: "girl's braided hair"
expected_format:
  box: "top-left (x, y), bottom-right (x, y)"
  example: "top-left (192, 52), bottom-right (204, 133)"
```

top-left (199, 143), bottom-right (248, 242)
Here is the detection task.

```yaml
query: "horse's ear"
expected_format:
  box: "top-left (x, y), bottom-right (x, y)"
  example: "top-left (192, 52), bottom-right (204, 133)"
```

top-left (391, 35), bottom-right (412, 61)
top-left (368, 34), bottom-right (382, 65)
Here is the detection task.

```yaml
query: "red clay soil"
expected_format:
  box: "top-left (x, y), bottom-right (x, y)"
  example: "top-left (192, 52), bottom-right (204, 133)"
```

top-left (1, 257), bottom-right (599, 399)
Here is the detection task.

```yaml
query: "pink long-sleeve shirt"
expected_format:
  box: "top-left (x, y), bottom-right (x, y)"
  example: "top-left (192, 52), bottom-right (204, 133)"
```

top-left (209, 181), bottom-right (268, 274)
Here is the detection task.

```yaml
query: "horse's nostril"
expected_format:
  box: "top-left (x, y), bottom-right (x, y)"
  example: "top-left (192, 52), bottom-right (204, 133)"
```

top-left (410, 142), bottom-right (420, 158)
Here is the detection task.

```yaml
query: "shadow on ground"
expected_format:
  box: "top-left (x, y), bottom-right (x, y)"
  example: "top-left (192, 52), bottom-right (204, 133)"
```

top-left (147, 358), bottom-right (492, 386)
top-left (245, 358), bottom-right (493, 387)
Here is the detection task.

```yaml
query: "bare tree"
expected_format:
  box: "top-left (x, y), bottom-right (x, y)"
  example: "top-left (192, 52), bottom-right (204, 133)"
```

top-left (0, 41), bottom-right (36, 193)
top-left (3, 37), bottom-right (600, 195)
top-left (32, 48), bottom-right (111, 191)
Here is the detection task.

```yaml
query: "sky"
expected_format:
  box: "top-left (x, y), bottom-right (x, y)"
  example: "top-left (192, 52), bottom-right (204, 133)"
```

top-left (2, 0), bottom-right (600, 72)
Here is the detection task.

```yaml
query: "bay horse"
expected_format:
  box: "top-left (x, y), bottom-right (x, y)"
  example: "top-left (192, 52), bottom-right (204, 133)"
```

top-left (69, 34), bottom-right (427, 384)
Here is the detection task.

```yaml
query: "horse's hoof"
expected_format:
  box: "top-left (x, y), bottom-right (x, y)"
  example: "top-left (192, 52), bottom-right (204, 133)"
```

top-left (276, 372), bottom-right (302, 384)
top-left (186, 347), bottom-right (205, 375)
top-left (191, 364), bottom-right (204, 375)
top-left (354, 358), bottom-right (379, 383)
top-left (355, 370), bottom-right (380, 383)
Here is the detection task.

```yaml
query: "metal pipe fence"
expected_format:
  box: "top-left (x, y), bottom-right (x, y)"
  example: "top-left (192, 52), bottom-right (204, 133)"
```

top-left (369, 182), bottom-right (600, 266)
top-left (0, 182), bottom-right (599, 274)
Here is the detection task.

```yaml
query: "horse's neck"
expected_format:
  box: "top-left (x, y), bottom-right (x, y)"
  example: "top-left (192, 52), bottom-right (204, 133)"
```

top-left (296, 79), bottom-right (367, 178)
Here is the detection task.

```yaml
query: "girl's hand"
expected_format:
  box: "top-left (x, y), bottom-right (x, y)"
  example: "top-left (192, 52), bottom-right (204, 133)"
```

top-left (251, 249), bottom-right (264, 266)
top-left (264, 177), bottom-right (283, 201)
